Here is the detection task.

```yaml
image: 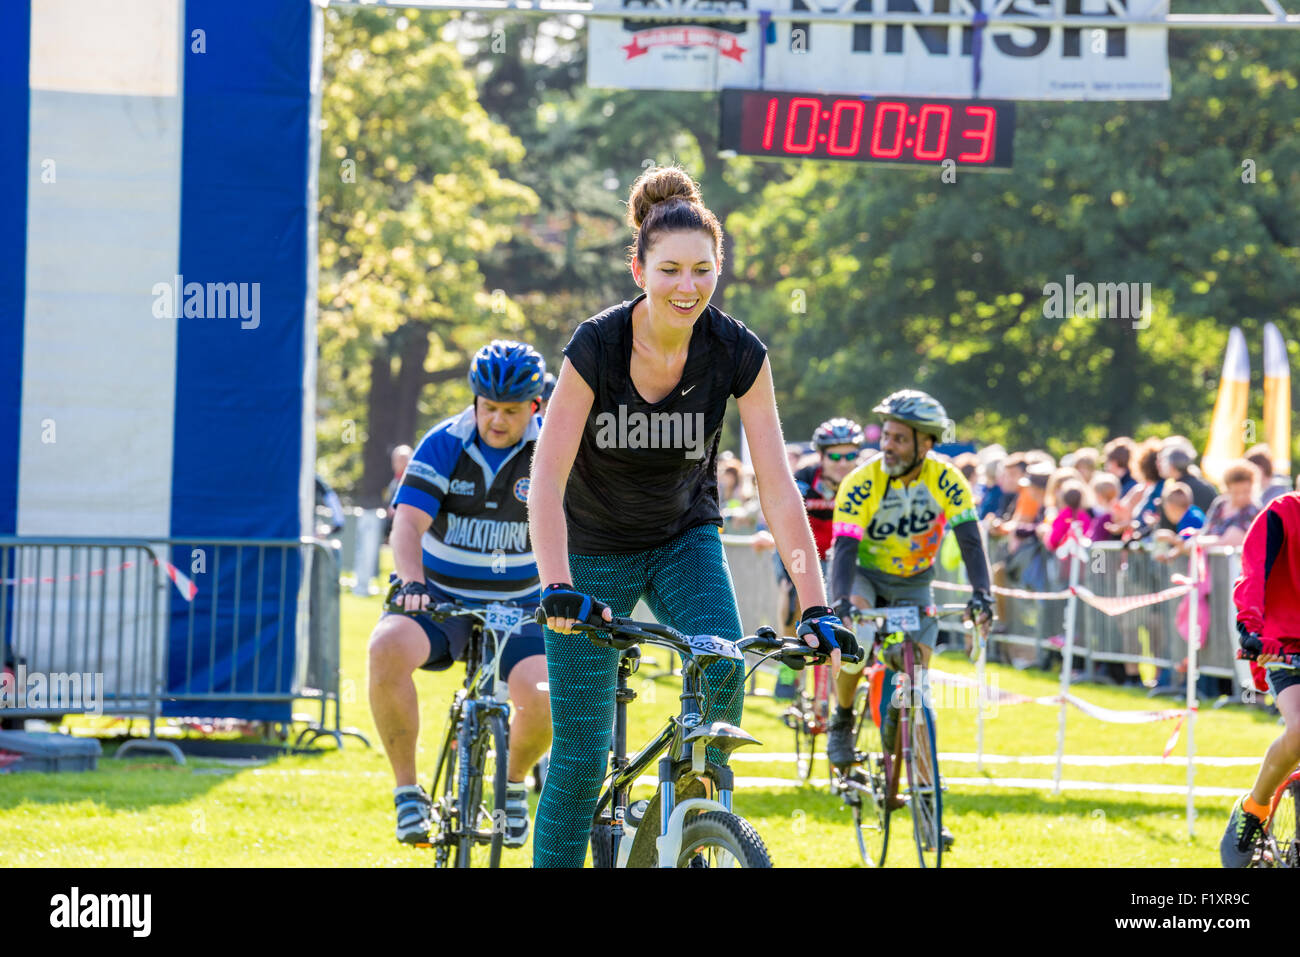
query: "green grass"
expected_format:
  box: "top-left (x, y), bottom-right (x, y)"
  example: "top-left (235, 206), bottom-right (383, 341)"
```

top-left (1, 554), bottom-right (1287, 867)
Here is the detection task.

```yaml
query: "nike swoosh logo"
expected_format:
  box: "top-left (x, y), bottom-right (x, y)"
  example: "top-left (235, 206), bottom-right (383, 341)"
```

top-left (681, 385), bottom-right (696, 396)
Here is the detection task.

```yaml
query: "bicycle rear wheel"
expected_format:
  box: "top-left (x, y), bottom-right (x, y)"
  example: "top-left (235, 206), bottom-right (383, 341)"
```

top-left (428, 702), bottom-right (461, 868)
top-left (455, 709), bottom-right (509, 868)
top-left (906, 694), bottom-right (943, 869)
top-left (1268, 773), bottom-right (1300, 868)
top-left (676, 811), bottom-right (772, 868)
top-left (850, 682), bottom-right (890, 867)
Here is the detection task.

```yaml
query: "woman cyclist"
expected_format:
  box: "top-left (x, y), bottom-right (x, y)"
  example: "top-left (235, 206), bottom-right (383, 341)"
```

top-left (527, 164), bottom-right (857, 868)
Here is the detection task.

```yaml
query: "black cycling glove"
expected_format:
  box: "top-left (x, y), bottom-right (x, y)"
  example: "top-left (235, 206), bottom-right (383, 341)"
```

top-left (966, 593), bottom-right (994, 626)
top-left (796, 605), bottom-right (861, 661)
top-left (384, 578), bottom-right (432, 614)
top-left (539, 583), bottom-right (610, 626)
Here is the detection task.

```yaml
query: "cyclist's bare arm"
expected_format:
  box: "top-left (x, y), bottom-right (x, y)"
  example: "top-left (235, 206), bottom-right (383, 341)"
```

top-left (527, 359), bottom-right (614, 634)
top-left (389, 504), bottom-right (434, 612)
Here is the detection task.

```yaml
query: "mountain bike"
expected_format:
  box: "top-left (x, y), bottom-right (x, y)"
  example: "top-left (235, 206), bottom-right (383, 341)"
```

top-left (396, 599), bottom-right (524, 868)
top-left (559, 612), bottom-right (858, 867)
top-left (832, 602), bottom-right (978, 869)
top-left (1237, 638), bottom-right (1300, 869)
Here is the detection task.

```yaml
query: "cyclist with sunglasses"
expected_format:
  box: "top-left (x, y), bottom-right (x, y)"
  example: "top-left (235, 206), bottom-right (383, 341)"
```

top-left (763, 419), bottom-right (865, 630)
top-left (824, 391), bottom-right (994, 848)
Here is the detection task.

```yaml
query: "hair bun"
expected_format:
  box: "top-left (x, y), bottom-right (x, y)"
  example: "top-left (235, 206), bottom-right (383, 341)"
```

top-left (627, 165), bottom-right (703, 230)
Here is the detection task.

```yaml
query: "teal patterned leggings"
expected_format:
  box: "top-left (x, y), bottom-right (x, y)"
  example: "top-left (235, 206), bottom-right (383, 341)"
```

top-left (532, 524), bottom-right (746, 868)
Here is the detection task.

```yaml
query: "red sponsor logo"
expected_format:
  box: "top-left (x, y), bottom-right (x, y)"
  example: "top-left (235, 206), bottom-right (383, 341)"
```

top-left (622, 27), bottom-right (747, 61)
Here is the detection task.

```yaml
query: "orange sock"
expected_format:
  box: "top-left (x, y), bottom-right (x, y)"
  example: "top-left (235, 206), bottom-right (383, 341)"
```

top-left (1244, 794), bottom-right (1270, 820)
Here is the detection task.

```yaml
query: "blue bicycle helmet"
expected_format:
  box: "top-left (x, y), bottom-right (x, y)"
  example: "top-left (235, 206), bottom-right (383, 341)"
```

top-left (812, 417), bottom-right (865, 449)
top-left (468, 340), bottom-right (546, 403)
top-left (542, 372), bottom-right (557, 402)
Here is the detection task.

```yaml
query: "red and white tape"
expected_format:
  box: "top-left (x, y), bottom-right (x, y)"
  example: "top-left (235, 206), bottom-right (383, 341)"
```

top-left (933, 576), bottom-right (1191, 610)
top-left (1, 559), bottom-right (197, 602)
top-left (931, 669), bottom-right (1195, 758)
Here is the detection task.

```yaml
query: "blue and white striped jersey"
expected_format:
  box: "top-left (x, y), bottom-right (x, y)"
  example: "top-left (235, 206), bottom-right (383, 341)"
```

top-left (392, 405), bottom-right (540, 603)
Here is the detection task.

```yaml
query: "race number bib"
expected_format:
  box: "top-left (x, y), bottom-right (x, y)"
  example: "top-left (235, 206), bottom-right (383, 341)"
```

top-left (884, 606), bottom-right (921, 634)
top-left (484, 603), bottom-right (526, 637)
top-left (686, 634), bottom-right (745, 661)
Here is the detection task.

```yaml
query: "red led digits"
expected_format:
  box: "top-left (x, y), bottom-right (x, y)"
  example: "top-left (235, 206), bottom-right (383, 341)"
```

top-left (958, 106), bottom-right (995, 163)
top-left (827, 99), bottom-right (865, 156)
top-left (784, 97), bottom-right (821, 154)
top-left (869, 102), bottom-right (908, 158)
top-left (912, 104), bottom-right (952, 161)
top-left (761, 96), bottom-right (779, 151)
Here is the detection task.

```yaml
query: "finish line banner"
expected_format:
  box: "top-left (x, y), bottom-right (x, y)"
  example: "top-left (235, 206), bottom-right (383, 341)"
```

top-left (587, 0), bottom-right (1170, 100)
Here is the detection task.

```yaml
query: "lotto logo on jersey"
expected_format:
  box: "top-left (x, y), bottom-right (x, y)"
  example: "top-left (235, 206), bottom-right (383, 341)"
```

top-left (936, 470), bottom-right (966, 508)
top-left (866, 506), bottom-right (939, 541)
top-left (513, 477), bottom-right (530, 502)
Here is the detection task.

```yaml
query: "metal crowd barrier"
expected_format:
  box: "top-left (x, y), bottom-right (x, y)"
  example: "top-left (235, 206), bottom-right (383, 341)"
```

top-left (0, 536), bottom-right (366, 762)
top-left (719, 531), bottom-right (1245, 691)
top-left (930, 536), bottom-right (1243, 684)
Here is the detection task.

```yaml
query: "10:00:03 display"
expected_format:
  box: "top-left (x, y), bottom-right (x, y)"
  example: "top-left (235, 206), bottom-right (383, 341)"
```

top-left (764, 96), bottom-right (996, 162)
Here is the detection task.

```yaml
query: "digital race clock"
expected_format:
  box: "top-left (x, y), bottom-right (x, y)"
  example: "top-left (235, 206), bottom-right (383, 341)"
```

top-left (719, 90), bottom-right (1015, 170)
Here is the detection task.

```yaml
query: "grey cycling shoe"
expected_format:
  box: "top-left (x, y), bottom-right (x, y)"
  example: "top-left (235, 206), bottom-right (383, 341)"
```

top-left (395, 785), bottom-right (433, 846)
top-left (503, 782), bottom-right (530, 848)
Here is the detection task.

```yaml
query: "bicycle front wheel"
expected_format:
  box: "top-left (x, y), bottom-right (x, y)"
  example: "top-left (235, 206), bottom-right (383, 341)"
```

top-left (676, 811), bottom-right (772, 868)
top-left (455, 709), bottom-right (509, 868)
top-left (850, 683), bottom-right (890, 867)
top-left (1268, 773), bottom-right (1300, 868)
top-left (428, 702), bottom-right (462, 868)
top-left (906, 699), bottom-right (943, 869)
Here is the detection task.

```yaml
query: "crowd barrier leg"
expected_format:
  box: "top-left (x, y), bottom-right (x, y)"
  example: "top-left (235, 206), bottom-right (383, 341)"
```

top-left (1053, 540), bottom-right (1083, 795)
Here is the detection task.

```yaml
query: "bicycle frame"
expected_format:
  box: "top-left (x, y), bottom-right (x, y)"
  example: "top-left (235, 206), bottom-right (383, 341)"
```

top-left (592, 638), bottom-right (759, 868)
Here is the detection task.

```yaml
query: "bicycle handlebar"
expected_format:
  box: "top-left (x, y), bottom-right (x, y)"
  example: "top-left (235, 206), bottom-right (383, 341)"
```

top-left (845, 603), bottom-right (973, 623)
top-left (539, 611), bottom-right (860, 667)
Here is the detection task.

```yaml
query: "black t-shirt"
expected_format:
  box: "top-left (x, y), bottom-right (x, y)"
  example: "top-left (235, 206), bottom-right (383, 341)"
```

top-left (561, 294), bottom-right (768, 554)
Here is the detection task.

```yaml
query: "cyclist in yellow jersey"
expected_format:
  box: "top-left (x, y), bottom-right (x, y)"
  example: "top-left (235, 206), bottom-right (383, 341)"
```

top-left (825, 391), bottom-right (994, 847)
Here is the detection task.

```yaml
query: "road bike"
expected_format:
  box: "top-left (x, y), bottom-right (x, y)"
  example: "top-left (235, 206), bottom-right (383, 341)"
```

top-left (832, 602), bottom-right (980, 869)
top-left (561, 612), bottom-right (857, 867)
top-left (782, 658), bottom-right (833, 783)
top-left (392, 598), bottom-right (525, 868)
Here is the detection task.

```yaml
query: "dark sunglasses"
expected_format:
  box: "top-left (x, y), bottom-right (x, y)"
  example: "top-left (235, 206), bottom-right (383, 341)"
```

top-left (825, 451), bottom-right (860, 462)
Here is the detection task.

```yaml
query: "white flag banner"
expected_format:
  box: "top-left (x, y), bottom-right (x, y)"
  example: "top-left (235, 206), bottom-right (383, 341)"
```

top-left (588, 0), bottom-right (1170, 100)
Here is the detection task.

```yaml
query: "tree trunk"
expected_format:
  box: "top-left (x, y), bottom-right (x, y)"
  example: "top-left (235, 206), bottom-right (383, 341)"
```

top-left (359, 324), bottom-right (433, 506)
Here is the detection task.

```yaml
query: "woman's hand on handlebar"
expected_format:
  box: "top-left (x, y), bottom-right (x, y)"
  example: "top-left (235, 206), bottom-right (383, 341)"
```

top-left (539, 583), bottom-right (613, 634)
top-left (796, 605), bottom-right (860, 676)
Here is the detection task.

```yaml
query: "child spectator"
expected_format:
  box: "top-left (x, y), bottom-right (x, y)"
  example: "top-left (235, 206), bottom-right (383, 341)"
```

top-left (1154, 482), bottom-right (1205, 561)
top-left (1044, 479), bottom-right (1090, 552)
top-left (1087, 473), bottom-right (1121, 542)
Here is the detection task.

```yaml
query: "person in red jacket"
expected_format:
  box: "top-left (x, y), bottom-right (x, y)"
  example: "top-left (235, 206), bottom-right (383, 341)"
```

top-left (1221, 492), bottom-right (1300, 866)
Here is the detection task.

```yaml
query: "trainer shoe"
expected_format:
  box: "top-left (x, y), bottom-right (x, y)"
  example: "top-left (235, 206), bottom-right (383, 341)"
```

top-left (503, 781), bottom-right (530, 848)
top-left (826, 711), bottom-right (856, 767)
top-left (1219, 793), bottom-right (1264, 868)
top-left (394, 785), bottom-right (433, 846)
